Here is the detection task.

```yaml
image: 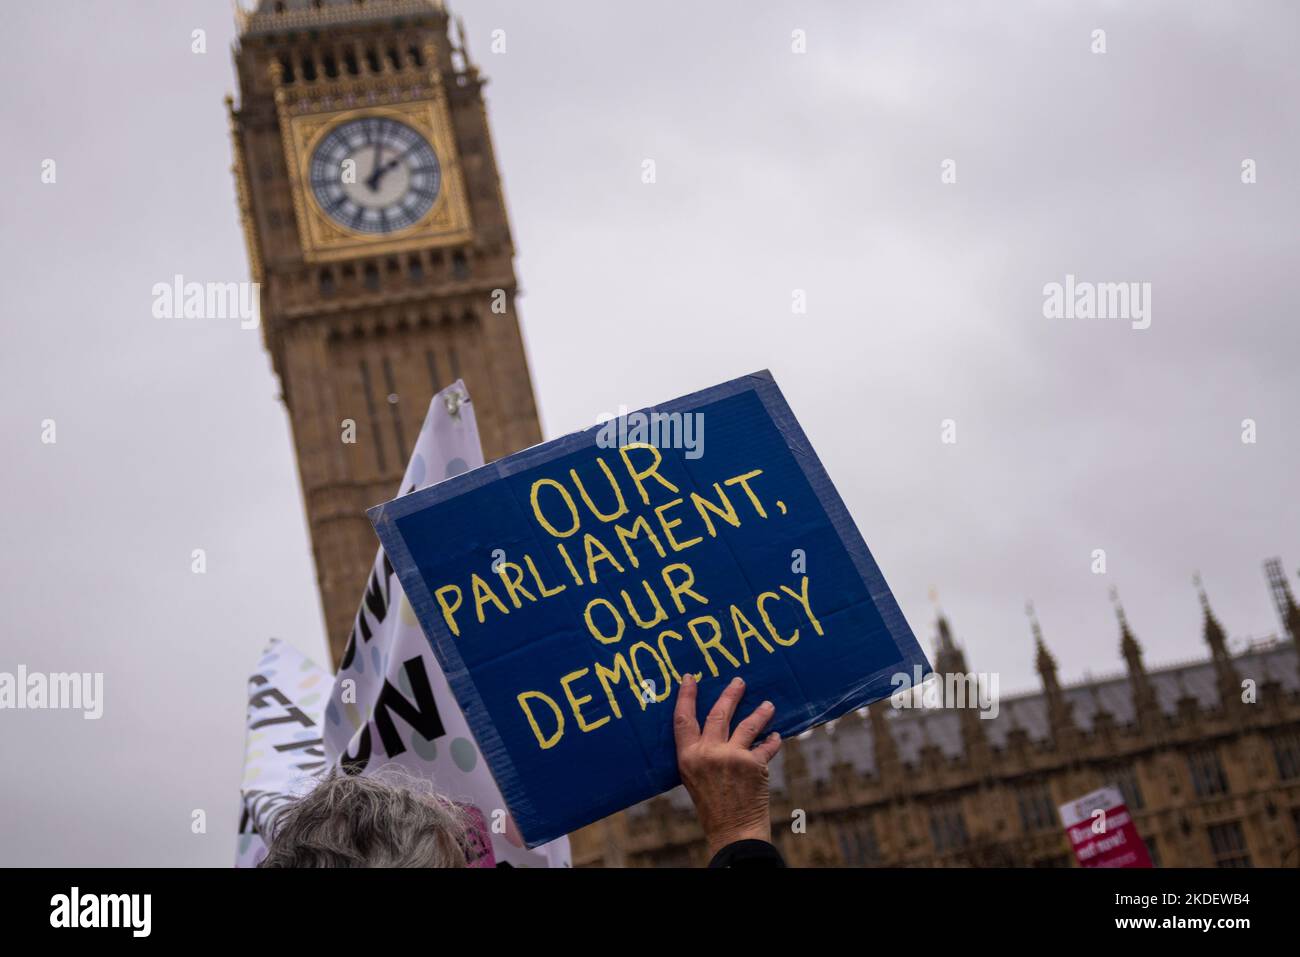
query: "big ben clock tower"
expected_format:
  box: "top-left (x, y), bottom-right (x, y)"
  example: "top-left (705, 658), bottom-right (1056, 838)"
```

top-left (227, 0), bottom-right (542, 665)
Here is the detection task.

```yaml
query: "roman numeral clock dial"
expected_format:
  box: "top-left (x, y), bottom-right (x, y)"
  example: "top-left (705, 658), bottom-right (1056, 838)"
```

top-left (309, 116), bottom-right (442, 234)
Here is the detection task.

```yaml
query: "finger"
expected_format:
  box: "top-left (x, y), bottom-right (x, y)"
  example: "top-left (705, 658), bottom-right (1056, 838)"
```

top-left (672, 673), bottom-right (701, 751)
top-left (731, 700), bottom-right (774, 749)
top-left (703, 676), bottom-right (746, 743)
top-left (752, 731), bottom-right (782, 765)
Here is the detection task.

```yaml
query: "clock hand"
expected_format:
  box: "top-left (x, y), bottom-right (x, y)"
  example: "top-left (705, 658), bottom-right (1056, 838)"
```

top-left (365, 154), bottom-right (409, 192)
top-left (365, 159), bottom-right (389, 192)
top-left (368, 139), bottom-right (382, 191)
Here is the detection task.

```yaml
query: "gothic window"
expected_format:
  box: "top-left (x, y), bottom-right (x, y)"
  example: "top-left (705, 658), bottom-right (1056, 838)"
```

top-left (451, 250), bottom-right (470, 280)
top-left (1016, 782), bottom-right (1057, 833)
top-left (1112, 765), bottom-right (1145, 810)
top-left (407, 255), bottom-right (424, 282)
top-left (1206, 821), bottom-right (1251, 868)
top-left (382, 356), bottom-right (406, 458)
top-left (408, 45), bottom-right (424, 68)
top-left (358, 358), bottom-right (388, 472)
top-left (277, 54), bottom-right (295, 83)
top-left (1187, 749), bottom-right (1229, 797)
top-left (300, 55), bottom-right (317, 82)
top-left (363, 262), bottom-right (380, 291)
top-left (835, 819), bottom-right (881, 866)
top-left (928, 801), bottom-right (968, 854)
top-left (1272, 731), bottom-right (1300, 781)
top-left (318, 268), bottom-right (335, 296)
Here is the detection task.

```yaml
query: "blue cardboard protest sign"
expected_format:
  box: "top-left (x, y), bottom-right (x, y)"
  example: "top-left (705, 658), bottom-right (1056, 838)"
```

top-left (369, 371), bottom-right (930, 846)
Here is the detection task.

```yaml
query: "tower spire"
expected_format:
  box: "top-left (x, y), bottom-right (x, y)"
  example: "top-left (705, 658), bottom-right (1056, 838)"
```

top-left (1195, 573), bottom-right (1242, 710)
top-left (927, 596), bottom-right (986, 766)
top-left (1027, 601), bottom-right (1055, 686)
top-left (930, 588), bottom-right (967, 678)
top-left (1027, 602), bottom-right (1074, 742)
top-left (936, 612), bottom-right (955, 653)
top-left (929, 586), bottom-right (953, 650)
top-left (1195, 573), bottom-right (1230, 656)
top-left (1112, 586), bottom-right (1139, 655)
top-left (1112, 587), bottom-right (1158, 731)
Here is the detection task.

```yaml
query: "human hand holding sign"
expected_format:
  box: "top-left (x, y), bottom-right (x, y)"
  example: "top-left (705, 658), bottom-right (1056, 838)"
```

top-left (674, 674), bottom-right (782, 858)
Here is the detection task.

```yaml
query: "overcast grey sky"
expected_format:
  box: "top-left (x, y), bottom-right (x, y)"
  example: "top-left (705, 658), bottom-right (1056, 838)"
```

top-left (1, 0), bottom-right (1297, 865)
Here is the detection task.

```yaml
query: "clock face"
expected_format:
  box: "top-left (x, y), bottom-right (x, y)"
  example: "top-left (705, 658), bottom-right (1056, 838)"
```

top-left (309, 116), bottom-right (442, 234)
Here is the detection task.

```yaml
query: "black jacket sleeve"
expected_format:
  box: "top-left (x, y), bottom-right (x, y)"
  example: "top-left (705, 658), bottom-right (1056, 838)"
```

top-left (707, 839), bottom-right (786, 868)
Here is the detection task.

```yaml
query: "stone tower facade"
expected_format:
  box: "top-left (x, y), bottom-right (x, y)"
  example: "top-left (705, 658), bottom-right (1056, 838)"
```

top-left (228, 0), bottom-right (542, 664)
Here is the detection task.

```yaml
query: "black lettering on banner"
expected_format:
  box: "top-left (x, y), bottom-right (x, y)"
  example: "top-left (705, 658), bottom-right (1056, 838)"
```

top-left (272, 737), bottom-right (327, 772)
top-left (340, 553), bottom-right (397, 671)
top-left (373, 656), bottom-right (445, 756)
top-left (248, 674), bottom-right (317, 731)
top-left (247, 677), bottom-right (290, 710)
top-left (339, 656), bottom-right (447, 773)
top-left (249, 705), bottom-right (315, 731)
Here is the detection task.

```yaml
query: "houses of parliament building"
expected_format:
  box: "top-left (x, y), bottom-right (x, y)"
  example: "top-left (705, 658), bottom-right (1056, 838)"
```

top-left (573, 566), bottom-right (1300, 868)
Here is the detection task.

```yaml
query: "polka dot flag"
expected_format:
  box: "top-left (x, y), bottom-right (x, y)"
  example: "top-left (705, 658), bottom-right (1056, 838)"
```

top-left (237, 381), bottom-right (570, 868)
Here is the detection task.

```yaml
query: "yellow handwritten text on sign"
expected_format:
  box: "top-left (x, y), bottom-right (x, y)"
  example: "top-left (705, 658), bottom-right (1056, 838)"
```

top-left (430, 443), bottom-right (818, 750)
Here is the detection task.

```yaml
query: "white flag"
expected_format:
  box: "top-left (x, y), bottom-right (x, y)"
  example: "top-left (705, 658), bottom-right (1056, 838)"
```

top-left (322, 382), bottom-right (570, 867)
top-left (236, 638), bottom-right (331, 867)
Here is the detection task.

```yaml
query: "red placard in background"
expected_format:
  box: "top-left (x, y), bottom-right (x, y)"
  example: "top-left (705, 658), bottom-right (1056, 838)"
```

top-left (1059, 785), bottom-right (1153, 868)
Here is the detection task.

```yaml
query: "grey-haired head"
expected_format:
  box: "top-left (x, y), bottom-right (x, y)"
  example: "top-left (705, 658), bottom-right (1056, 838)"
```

top-left (259, 769), bottom-right (471, 868)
